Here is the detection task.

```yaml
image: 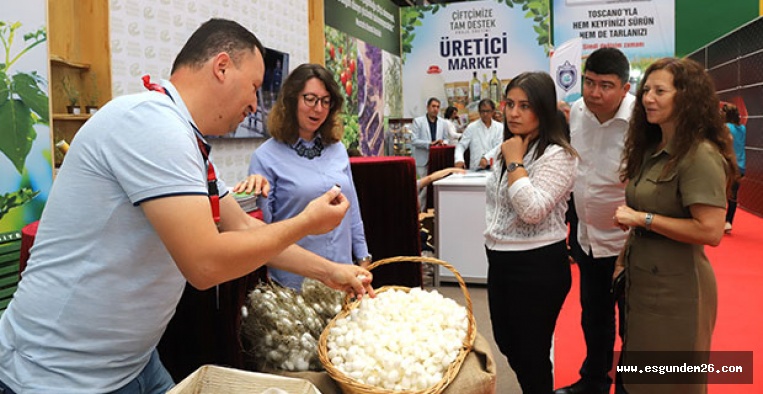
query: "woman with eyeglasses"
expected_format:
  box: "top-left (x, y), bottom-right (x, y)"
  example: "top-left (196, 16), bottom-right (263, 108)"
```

top-left (234, 63), bottom-right (370, 290)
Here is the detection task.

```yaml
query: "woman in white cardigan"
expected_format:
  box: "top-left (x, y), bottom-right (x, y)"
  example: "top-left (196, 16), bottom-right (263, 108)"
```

top-left (484, 71), bottom-right (578, 394)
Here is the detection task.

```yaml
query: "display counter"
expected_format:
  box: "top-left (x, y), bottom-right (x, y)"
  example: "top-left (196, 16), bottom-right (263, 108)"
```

top-left (433, 172), bottom-right (489, 285)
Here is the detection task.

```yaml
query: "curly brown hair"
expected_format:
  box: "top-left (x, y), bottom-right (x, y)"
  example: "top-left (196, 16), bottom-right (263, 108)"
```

top-left (620, 57), bottom-right (737, 187)
top-left (267, 63), bottom-right (344, 145)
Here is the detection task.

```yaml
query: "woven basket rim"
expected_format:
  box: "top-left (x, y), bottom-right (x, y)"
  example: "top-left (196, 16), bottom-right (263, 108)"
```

top-left (318, 256), bottom-right (477, 394)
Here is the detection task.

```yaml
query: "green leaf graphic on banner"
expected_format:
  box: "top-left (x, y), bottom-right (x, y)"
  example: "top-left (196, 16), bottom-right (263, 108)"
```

top-left (0, 71), bottom-right (9, 107)
top-left (12, 72), bottom-right (49, 124)
top-left (0, 99), bottom-right (36, 174)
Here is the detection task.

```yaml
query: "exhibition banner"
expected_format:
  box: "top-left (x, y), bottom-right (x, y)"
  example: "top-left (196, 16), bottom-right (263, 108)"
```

top-left (401, 0), bottom-right (549, 120)
top-left (550, 37), bottom-right (583, 103)
top-left (323, 0), bottom-right (403, 156)
top-left (1, 0), bottom-right (52, 237)
top-left (553, 0), bottom-right (674, 84)
top-left (325, 0), bottom-right (401, 55)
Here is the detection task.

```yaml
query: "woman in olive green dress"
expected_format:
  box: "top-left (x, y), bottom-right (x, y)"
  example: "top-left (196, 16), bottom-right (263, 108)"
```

top-left (613, 58), bottom-right (737, 394)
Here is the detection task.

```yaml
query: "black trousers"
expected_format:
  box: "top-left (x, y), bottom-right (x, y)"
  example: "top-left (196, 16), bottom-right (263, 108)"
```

top-left (487, 241), bottom-right (571, 394)
top-left (725, 175), bottom-right (742, 224)
top-left (576, 246), bottom-right (618, 389)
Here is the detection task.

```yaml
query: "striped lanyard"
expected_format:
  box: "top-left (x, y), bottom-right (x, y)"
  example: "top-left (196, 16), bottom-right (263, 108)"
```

top-left (142, 75), bottom-right (220, 224)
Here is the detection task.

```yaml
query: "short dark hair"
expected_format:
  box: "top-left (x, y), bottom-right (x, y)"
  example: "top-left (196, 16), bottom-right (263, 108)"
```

top-left (584, 47), bottom-right (630, 84)
top-left (268, 63), bottom-right (344, 145)
top-left (478, 99), bottom-right (495, 110)
top-left (427, 97), bottom-right (440, 107)
top-left (171, 18), bottom-right (265, 73)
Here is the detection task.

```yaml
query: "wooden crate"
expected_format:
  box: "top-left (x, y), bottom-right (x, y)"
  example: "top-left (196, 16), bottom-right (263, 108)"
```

top-left (169, 365), bottom-right (321, 394)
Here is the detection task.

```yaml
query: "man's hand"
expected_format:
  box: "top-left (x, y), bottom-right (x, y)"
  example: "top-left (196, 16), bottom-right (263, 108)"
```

top-left (430, 139), bottom-right (445, 146)
top-left (323, 263), bottom-right (376, 299)
top-left (300, 185), bottom-right (350, 235)
top-left (232, 174), bottom-right (270, 197)
top-left (454, 161), bottom-right (466, 169)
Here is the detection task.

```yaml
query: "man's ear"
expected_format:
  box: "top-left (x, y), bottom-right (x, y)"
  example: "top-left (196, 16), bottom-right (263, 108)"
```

top-left (212, 52), bottom-right (231, 81)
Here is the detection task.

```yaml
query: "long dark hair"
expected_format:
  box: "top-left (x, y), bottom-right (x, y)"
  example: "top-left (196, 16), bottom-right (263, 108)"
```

top-left (267, 63), bottom-right (345, 145)
top-left (620, 58), bottom-right (736, 186)
top-left (502, 72), bottom-right (577, 160)
top-left (444, 106), bottom-right (458, 120)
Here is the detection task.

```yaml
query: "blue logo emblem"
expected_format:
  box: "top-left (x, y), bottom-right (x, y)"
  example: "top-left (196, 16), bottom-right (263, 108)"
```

top-left (557, 61), bottom-right (577, 92)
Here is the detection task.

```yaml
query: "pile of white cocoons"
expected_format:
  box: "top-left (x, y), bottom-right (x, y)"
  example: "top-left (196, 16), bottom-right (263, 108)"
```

top-left (326, 287), bottom-right (469, 391)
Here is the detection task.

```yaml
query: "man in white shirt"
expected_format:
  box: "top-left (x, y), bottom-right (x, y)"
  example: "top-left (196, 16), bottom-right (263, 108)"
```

top-left (555, 48), bottom-right (634, 394)
top-left (410, 97), bottom-right (449, 209)
top-left (455, 99), bottom-right (503, 169)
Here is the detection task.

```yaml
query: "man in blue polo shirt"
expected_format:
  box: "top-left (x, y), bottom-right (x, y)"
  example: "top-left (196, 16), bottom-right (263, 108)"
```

top-left (0, 18), bottom-right (373, 394)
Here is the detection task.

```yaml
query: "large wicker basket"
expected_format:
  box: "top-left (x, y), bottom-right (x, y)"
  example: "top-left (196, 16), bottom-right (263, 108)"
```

top-left (318, 256), bottom-right (477, 394)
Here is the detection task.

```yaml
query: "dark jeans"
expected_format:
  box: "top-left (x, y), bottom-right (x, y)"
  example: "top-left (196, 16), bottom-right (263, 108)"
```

top-left (576, 246), bottom-right (618, 390)
top-left (0, 349), bottom-right (172, 394)
top-left (0, 378), bottom-right (16, 394)
top-left (487, 240), bottom-right (572, 394)
top-left (726, 175), bottom-right (743, 224)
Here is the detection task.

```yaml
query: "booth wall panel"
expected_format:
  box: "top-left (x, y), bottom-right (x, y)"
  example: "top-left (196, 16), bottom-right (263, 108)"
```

top-left (691, 17), bottom-right (763, 216)
top-left (707, 35), bottom-right (738, 69)
top-left (739, 19), bottom-right (763, 55)
top-left (739, 86), bottom-right (763, 115)
top-left (739, 52), bottom-right (763, 86)
top-left (743, 117), bottom-right (763, 147)
top-left (709, 62), bottom-right (738, 91)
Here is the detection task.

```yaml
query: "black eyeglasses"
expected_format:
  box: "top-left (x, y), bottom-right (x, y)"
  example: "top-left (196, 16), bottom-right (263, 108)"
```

top-left (302, 94), bottom-right (333, 108)
top-left (479, 109), bottom-right (494, 114)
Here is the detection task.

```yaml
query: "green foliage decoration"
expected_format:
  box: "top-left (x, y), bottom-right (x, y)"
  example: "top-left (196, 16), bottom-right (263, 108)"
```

top-left (0, 21), bottom-right (48, 174)
top-left (0, 188), bottom-right (40, 221)
top-left (498, 0), bottom-right (551, 54)
top-left (400, 4), bottom-right (442, 63)
top-left (0, 21), bottom-right (47, 221)
top-left (60, 74), bottom-right (79, 107)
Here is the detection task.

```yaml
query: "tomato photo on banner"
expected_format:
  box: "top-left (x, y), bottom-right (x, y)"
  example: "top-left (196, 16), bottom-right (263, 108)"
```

top-left (324, 26), bottom-right (359, 150)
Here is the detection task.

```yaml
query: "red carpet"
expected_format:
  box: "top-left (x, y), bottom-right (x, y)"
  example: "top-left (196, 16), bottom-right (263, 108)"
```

top-left (554, 208), bottom-right (763, 393)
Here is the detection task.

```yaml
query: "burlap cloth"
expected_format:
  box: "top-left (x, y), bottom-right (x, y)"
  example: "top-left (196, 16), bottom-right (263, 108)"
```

top-left (263, 332), bottom-right (496, 394)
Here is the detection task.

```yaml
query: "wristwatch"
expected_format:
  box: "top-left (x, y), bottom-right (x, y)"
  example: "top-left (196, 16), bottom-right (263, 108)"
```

top-left (357, 255), bottom-right (373, 266)
top-left (507, 162), bottom-right (525, 172)
top-left (644, 212), bottom-right (654, 231)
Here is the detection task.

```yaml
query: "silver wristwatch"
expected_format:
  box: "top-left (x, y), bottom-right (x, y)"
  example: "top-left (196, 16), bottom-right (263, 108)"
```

top-left (357, 255), bottom-right (373, 265)
top-left (507, 162), bottom-right (525, 172)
